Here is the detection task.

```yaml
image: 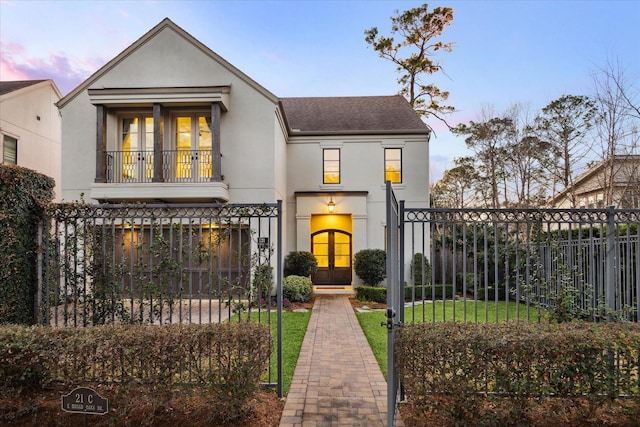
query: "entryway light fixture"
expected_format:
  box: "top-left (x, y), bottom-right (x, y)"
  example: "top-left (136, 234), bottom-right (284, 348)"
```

top-left (327, 196), bottom-right (335, 213)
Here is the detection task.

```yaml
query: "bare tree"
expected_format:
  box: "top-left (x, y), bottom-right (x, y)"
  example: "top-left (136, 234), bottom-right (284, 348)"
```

top-left (591, 60), bottom-right (640, 206)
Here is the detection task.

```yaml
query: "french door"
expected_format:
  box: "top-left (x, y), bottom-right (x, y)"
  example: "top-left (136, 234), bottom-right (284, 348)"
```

top-left (175, 115), bottom-right (212, 182)
top-left (311, 229), bottom-right (352, 286)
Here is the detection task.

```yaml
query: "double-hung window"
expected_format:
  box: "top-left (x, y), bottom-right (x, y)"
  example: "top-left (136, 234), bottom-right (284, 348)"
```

top-left (120, 115), bottom-right (154, 181)
top-left (384, 148), bottom-right (402, 183)
top-left (2, 135), bottom-right (17, 165)
top-left (323, 148), bottom-right (340, 184)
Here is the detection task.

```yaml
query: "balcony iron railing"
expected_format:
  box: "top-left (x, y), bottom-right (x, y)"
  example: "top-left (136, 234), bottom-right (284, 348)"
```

top-left (105, 150), bottom-right (214, 183)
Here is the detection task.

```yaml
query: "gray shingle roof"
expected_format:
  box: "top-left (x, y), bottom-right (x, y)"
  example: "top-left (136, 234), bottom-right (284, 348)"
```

top-left (280, 95), bottom-right (429, 135)
top-left (0, 80), bottom-right (46, 96)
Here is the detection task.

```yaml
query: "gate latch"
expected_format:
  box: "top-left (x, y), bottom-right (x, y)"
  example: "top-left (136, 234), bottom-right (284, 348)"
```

top-left (381, 308), bottom-right (396, 330)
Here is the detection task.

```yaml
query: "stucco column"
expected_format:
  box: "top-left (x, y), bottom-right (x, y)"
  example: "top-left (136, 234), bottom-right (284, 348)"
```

top-left (152, 103), bottom-right (164, 182)
top-left (94, 105), bottom-right (107, 183)
top-left (211, 103), bottom-right (221, 181)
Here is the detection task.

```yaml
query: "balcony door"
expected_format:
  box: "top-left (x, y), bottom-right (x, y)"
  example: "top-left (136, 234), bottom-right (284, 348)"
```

top-left (121, 116), bottom-right (153, 182)
top-left (175, 115), bottom-right (212, 182)
top-left (311, 229), bottom-right (352, 286)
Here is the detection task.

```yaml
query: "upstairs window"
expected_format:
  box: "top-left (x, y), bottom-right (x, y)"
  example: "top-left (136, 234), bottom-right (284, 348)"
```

top-left (385, 148), bottom-right (402, 183)
top-left (174, 114), bottom-right (212, 181)
top-left (323, 148), bottom-right (340, 184)
top-left (2, 135), bottom-right (17, 165)
top-left (120, 115), bottom-right (154, 181)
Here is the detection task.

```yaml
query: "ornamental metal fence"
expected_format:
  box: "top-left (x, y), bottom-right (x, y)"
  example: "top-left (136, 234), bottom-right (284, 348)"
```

top-left (402, 205), bottom-right (640, 323)
top-left (386, 184), bottom-right (640, 425)
top-left (36, 201), bottom-right (283, 394)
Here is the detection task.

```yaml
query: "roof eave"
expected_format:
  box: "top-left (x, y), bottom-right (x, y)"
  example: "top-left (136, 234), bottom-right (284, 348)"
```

top-left (288, 129), bottom-right (430, 137)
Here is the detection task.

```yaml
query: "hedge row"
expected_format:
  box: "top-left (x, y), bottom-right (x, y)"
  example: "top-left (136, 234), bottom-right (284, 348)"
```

top-left (397, 322), bottom-right (640, 426)
top-left (356, 285), bottom-right (456, 304)
top-left (0, 165), bottom-right (55, 324)
top-left (0, 322), bottom-right (271, 420)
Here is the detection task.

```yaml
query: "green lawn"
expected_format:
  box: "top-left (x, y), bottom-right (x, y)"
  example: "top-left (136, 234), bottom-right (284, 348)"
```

top-left (356, 301), bottom-right (540, 377)
top-left (272, 311), bottom-right (310, 394)
top-left (237, 310), bottom-right (310, 395)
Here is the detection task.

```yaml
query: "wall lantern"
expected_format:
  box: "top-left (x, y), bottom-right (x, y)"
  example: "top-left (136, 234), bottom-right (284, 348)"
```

top-left (327, 196), bottom-right (335, 213)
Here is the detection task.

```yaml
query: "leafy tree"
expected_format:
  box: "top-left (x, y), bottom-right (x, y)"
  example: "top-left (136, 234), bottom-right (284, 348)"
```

top-left (502, 103), bottom-right (552, 207)
top-left (354, 249), bottom-right (386, 287)
top-left (431, 156), bottom-right (479, 207)
top-left (365, 3), bottom-right (455, 126)
top-left (452, 111), bottom-right (514, 208)
top-left (534, 95), bottom-right (597, 206)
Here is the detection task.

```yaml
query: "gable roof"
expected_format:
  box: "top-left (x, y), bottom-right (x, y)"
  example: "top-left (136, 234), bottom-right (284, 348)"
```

top-left (57, 18), bottom-right (278, 108)
top-left (0, 80), bottom-right (47, 96)
top-left (280, 95), bottom-right (430, 136)
top-left (548, 154), bottom-right (640, 206)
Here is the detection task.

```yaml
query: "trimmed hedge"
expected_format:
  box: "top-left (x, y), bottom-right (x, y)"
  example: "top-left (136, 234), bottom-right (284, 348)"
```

top-left (356, 285), bottom-right (387, 303)
top-left (397, 321), bottom-right (640, 426)
top-left (404, 285), bottom-right (455, 300)
top-left (0, 322), bottom-right (271, 420)
top-left (0, 165), bottom-right (55, 324)
top-left (357, 285), bottom-right (457, 303)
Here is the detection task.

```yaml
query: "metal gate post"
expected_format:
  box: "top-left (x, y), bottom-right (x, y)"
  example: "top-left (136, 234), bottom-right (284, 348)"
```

top-left (385, 181), bottom-right (402, 426)
top-left (276, 199), bottom-right (283, 397)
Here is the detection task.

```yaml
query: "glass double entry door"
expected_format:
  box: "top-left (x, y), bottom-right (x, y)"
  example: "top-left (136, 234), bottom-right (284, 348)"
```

top-left (311, 230), bottom-right (352, 286)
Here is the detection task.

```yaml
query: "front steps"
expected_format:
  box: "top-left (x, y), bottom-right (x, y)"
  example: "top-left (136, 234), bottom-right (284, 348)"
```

top-left (312, 285), bottom-right (356, 296)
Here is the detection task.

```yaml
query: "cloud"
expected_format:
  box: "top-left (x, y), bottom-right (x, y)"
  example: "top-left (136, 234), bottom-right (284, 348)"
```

top-left (0, 41), bottom-right (96, 96)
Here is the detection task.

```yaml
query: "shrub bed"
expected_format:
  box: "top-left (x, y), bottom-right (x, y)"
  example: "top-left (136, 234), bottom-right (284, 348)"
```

top-left (282, 275), bottom-right (313, 302)
top-left (0, 322), bottom-right (271, 421)
top-left (397, 322), bottom-right (640, 426)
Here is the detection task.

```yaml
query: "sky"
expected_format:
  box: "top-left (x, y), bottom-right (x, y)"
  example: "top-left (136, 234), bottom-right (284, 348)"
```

top-left (1, 0), bottom-right (639, 181)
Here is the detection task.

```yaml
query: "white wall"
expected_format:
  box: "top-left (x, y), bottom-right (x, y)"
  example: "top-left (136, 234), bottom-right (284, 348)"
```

top-left (0, 81), bottom-right (62, 200)
top-left (60, 26), bottom-right (281, 206)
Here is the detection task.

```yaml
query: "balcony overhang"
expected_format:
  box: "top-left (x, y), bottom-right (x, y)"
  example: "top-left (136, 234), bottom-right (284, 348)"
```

top-left (90, 182), bottom-right (230, 203)
top-left (88, 86), bottom-right (230, 111)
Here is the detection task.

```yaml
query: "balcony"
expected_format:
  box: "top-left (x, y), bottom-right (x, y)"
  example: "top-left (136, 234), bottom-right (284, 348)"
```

top-left (90, 150), bottom-right (229, 203)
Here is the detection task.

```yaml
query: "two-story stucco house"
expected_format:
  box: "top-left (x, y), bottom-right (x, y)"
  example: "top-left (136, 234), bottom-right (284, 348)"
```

top-left (57, 18), bottom-right (430, 289)
top-left (0, 79), bottom-right (62, 200)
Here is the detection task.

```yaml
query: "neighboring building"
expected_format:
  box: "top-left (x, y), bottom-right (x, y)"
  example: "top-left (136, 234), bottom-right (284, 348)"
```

top-left (0, 79), bottom-right (62, 200)
top-left (548, 155), bottom-right (640, 209)
top-left (57, 18), bottom-right (430, 289)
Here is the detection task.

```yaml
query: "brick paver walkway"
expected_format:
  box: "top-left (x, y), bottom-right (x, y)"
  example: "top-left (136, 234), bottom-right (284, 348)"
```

top-left (279, 295), bottom-right (402, 426)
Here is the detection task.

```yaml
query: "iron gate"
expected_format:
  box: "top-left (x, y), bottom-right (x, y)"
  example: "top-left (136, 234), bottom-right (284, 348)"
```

top-left (37, 201), bottom-right (284, 395)
top-left (385, 182), bottom-right (403, 426)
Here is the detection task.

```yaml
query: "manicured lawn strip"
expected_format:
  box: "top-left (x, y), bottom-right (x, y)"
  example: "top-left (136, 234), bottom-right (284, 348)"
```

top-left (231, 310), bottom-right (310, 395)
top-left (274, 311), bottom-right (311, 395)
top-left (356, 309), bottom-right (390, 378)
top-left (356, 301), bottom-right (540, 378)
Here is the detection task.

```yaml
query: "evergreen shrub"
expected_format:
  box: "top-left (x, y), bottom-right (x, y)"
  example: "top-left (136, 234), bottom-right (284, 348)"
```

top-left (0, 165), bottom-right (54, 324)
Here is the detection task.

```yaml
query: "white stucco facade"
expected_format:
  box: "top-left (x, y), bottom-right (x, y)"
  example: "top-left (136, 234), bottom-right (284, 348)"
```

top-left (57, 18), bottom-right (430, 289)
top-left (0, 80), bottom-right (62, 200)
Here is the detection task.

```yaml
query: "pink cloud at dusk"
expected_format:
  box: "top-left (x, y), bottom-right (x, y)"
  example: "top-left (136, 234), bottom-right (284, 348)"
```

top-left (0, 41), bottom-right (102, 96)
